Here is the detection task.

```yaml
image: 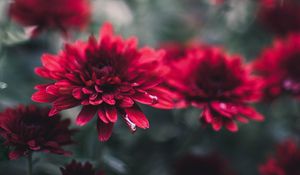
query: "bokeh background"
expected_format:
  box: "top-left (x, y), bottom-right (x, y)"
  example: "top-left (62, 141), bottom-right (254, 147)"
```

top-left (0, 0), bottom-right (299, 174)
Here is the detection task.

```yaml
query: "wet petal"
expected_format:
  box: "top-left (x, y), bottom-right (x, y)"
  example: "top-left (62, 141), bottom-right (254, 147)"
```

top-left (124, 105), bottom-right (149, 129)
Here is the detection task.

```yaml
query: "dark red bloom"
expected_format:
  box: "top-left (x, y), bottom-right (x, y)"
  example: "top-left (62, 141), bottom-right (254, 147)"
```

top-left (60, 160), bottom-right (104, 175)
top-left (166, 45), bottom-right (264, 132)
top-left (0, 105), bottom-right (75, 160)
top-left (258, 0), bottom-right (300, 36)
top-left (9, 0), bottom-right (90, 36)
top-left (174, 153), bottom-right (237, 175)
top-left (254, 34), bottom-right (300, 101)
top-left (259, 140), bottom-right (300, 175)
top-left (32, 22), bottom-right (174, 141)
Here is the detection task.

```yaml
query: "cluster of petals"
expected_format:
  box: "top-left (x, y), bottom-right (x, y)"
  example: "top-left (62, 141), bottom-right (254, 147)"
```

top-left (254, 34), bottom-right (300, 101)
top-left (32, 22), bottom-right (174, 141)
top-left (9, 0), bottom-right (91, 36)
top-left (174, 153), bottom-right (237, 175)
top-left (164, 44), bottom-right (264, 132)
top-left (259, 140), bottom-right (300, 175)
top-left (60, 160), bottom-right (104, 175)
top-left (258, 0), bottom-right (300, 36)
top-left (0, 105), bottom-right (75, 160)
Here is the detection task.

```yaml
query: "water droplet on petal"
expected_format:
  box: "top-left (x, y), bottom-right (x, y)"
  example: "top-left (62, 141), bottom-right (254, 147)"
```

top-left (149, 94), bottom-right (158, 104)
top-left (123, 114), bottom-right (136, 132)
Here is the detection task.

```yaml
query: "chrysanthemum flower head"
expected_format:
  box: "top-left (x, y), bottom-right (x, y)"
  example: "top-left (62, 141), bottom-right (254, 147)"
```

top-left (32, 22), bottom-right (174, 141)
top-left (165, 44), bottom-right (264, 132)
top-left (174, 153), bottom-right (237, 175)
top-left (0, 105), bottom-right (75, 160)
top-left (258, 0), bottom-right (300, 36)
top-left (259, 140), bottom-right (300, 175)
top-left (254, 34), bottom-right (300, 101)
top-left (9, 0), bottom-right (91, 36)
top-left (60, 160), bottom-right (104, 175)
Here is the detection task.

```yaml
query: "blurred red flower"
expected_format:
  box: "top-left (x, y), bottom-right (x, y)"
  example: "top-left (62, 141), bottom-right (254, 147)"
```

top-left (61, 160), bottom-right (104, 175)
top-left (174, 153), bottom-right (237, 175)
top-left (258, 0), bottom-right (300, 36)
top-left (32, 22), bottom-right (174, 141)
top-left (259, 140), bottom-right (300, 175)
top-left (254, 34), bottom-right (300, 101)
top-left (0, 105), bottom-right (75, 160)
top-left (165, 45), bottom-right (263, 132)
top-left (9, 0), bottom-right (90, 36)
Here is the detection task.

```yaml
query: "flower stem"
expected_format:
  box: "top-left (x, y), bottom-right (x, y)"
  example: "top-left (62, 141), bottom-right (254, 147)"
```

top-left (27, 153), bottom-right (33, 175)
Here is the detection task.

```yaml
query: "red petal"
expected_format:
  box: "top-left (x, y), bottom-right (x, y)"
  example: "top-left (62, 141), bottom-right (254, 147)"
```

top-left (201, 107), bottom-right (213, 123)
top-left (41, 54), bottom-right (64, 71)
top-left (97, 118), bottom-right (114, 142)
top-left (31, 91), bottom-right (56, 103)
top-left (76, 106), bottom-right (98, 126)
top-left (131, 91), bottom-right (158, 105)
top-left (240, 106), bottom-right (264, 121)
top-left (102, 94), bottom-right (116, 105)
top-left (72, 88), bottom-right (84, 99)
top-left (236, 115), bottom-right (249, 123)
top-left (105, 106), bottom-right (118, 123)
top-left (98, 109), bottom-right (109, 124)
top-left (224, 120), bottom-right (238, 132)
top-left (34, 67), bottom-right (52, 79)
top-left (211, 117), bottom-right (222, 131)
top-left (210, 102), bottom-right (234, 118)
top-left (99, 22), bottom-right (113, 38)
top-left (147, 87), bottom-right (175, 109)
top-left (119, 97), bottom-right (134, 107)
top-left (49, 108), bottom-right (60, 116)
top-left (46, 85), bottom-right (59, 95)
top-left (53, 96), bottom-right (79, 111)
top-left (124, 105), bottom-right (149, 129)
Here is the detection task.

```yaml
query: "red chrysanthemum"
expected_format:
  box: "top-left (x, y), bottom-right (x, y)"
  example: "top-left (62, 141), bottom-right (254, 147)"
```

top-left (174, 153), bottom-right (237, 175)
top-left (166, 45), bottom-right (264, 132)
top-left (258, 0), bottom-right (300, 36)
top-left (9, 0), bottom-right (90, 36)
top-left (259, 140), bottom-right (300, 175)
top-left (60, 160), bottom-right (104, 175)
top-left (32, 22), bottom-right (174, 141)
top-left (0, 105), bottom-right (75, 160)
top-left (254, 34), bottom-right (300, 101)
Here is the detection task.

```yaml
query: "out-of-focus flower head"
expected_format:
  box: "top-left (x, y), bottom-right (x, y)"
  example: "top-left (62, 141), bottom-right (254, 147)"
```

top-left (174, 153), bottom-right (237, 175)
top-left (60, 160), bottom-right (105, 175)
top-left (32, 22), bottom-right (175, 141)
top-left (0, 105), bottom-right (75, 160)
top-left (254, 34), bottom-right (300, 101)
top-left (259, 140), bottom-right (300, 175)
top-left (165, 44), bottom-right (264, 132)
top-left (9, 0), bottom-right (91, 37)
top-left (258, 0), bottom-right (300, 36)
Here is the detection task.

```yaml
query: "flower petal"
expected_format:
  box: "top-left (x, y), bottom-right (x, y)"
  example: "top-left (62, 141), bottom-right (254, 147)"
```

top-left (97, 118), bottom-right (114, 142)
top-left (105, 106), bottom-right (118, 123)
top-left (224, 120), bottom-right (238, 132)
top-left (31, 91), bottom-right (56, 103)
top-left (124, 105), bottom-right (149, 129)
top-left (131, 91), bottom-right (158, 105)
top-left (76, 106), bottom-right (98, 126)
